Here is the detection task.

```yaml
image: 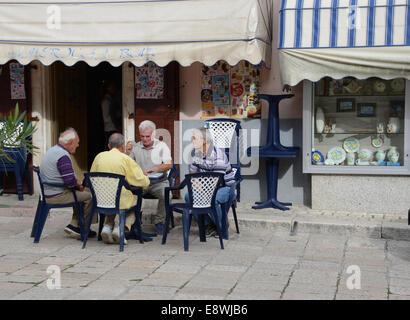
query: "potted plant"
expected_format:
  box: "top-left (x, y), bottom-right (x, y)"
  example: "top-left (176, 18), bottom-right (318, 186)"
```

top-left (0, 104), bottom-right (37, 194)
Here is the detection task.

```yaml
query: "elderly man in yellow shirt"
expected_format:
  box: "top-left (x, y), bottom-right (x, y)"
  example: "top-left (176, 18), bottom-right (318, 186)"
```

top-left (90, 133), bottom-right (150, 244)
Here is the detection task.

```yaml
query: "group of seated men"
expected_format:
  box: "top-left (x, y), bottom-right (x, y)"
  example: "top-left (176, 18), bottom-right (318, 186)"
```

top-left (39, 120), bottom-right (235, 245)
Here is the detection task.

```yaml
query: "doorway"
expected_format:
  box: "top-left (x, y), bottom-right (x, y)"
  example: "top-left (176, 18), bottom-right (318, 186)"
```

top-left (49, 61), bottom-right (122, 176)
top-left (86, 62), bottom-right (122, 169)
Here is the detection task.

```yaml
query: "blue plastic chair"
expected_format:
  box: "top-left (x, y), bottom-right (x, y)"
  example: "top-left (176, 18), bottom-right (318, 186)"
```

top-left (83, 172), bottom-right (144, 252)
top-left (205, 119), bottom-right (242, 201)
top-left (162, 172), bottom-right (225, 251)
top-left (143, 161), bottom-right (179, 228)
top-left (0, 121), bottom-right (33, 201)
top-left (204, 119), bottom-right (242, 238)
top-left (30, 166), bottom-right (86, 243)
top-left (0, 146), bottom-right (33, 201)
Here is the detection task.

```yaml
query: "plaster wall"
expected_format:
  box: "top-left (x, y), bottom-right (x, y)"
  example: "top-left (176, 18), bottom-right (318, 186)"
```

top-left (312, 174), bottom-right (410, 215)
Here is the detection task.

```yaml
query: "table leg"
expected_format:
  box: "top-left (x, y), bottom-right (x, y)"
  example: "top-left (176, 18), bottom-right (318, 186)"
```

top-left (252, 158), bottom-right (292, 211)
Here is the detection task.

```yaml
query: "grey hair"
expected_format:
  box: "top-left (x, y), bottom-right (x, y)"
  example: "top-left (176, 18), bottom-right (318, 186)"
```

top-left (195, 127), bottom-right (211, 143)
top-left (58, 128), bottom-right (77, 144)
top-left (138, 120), bottom-right (156, 134)
top-left (108, 133), bottom-right (125, 148)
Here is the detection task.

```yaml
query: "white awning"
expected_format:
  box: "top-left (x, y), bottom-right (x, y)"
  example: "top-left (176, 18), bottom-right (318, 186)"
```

top-left (0, 0), bottom-right (272, 67)
top-left (278, 0), bottom-right (410, 86)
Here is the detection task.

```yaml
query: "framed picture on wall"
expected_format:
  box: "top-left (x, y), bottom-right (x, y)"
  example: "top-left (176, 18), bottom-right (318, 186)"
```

top-left (390, 100), bottom-right (404, 118)
top-left (337, 98), bottom-right (355, 112)
top-left (357, 103), bottom-right (376, 117)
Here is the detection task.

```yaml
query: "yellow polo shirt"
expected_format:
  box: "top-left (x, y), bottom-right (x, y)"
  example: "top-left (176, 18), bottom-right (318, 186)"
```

top-left (90, 148), bottom-right (150, 210)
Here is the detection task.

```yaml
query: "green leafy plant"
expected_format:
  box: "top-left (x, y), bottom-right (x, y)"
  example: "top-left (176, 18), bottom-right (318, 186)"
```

top-left (0, 103), bottom-right (38, 164)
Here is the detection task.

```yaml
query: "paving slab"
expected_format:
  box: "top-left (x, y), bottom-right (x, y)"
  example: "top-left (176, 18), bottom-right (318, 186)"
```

top-left (1, 194), bottom-right (410, 300)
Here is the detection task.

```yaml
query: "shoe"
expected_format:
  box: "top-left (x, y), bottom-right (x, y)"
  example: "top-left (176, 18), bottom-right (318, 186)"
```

top-left (101, 225), bottom-right (114, 244)
top-left (64, 224), bottom-right (96, 240)
top-left (155, 223), bottom-right (164, 235)
top-left (64, 224), bottom-right (81, 240)
top-left (112, 226), bottom-right (128, 245)
top-left (88, 229), bottom-right (97, 238)
top-left (205, 223), bottom-right (217, 238)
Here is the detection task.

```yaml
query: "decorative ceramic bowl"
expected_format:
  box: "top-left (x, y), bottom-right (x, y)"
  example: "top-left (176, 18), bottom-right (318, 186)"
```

top-left (312, 150), bottom-right (325, 164)
top-left (371, 136), bottom-right (383, 148)
top-left (358, 149), bottom-right (372, 161)
top-left (343, 137), bottom-right (360, 153)
top-left (327, 147), bottom-right (346, 165)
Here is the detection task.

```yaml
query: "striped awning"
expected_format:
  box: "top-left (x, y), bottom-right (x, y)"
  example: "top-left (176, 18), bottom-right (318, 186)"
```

top-left (278, 0), bottom-right (410, 86)
top-left (0, 0), bottom-right (272, 68)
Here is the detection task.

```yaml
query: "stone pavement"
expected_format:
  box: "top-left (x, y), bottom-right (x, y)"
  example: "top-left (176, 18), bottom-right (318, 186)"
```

top-left (1, 193), bottom-right (410, 300)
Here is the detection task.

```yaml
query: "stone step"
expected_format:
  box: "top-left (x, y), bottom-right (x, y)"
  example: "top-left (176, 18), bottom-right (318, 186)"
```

top-left (141, 200), bottom-right (410, 241)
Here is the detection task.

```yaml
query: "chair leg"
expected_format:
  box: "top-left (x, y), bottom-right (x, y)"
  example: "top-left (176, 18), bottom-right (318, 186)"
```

top-left (408, 209), bottom-right (410, 226)
top-left (198, 214), bottom-right (206, 242)
top-left (0, 173), bottom-right (3, 195)
top-left (232, 203), bottom-right (240, 234)
top-left (83, 209), bottom-right (95, 249)
top-left (182, 210), bottom-right (190, 251)
top-left (220, 203), bottom-right (228, 240)
top-left (171, 212), bottom-right (175, 228)
top-left (25, 164), bottom-right (33, 195)
top-left (14, 167), bottom-right (23, 201)
top-left (98, 214), bottom-right (105, 241)
top-left (212, 211), bottom-right (224, 250)
top-left (119, 213), bottom-right (126, 252)
top-left (188, 214), bottom-right (192, 234)
top-left (77, 204), bottom-right (86, 242)
top-left (162, 208), bottom-right (171, 245)
top-left (30, 199), bottom-right (42, 238)
top-left (34, 206), bottom-right (49, 243)
top-left (136, 210), bottom-right (144, 244)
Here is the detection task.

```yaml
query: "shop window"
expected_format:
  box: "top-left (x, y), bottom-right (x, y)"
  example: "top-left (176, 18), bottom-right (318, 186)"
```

top-left (303, 77), bottom-right (409, 174)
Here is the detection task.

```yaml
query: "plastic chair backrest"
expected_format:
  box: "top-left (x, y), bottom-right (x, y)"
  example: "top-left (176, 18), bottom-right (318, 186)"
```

top-left (0, 121), bottom-right (24, 147)
top-left (206, 120), bottom-right (238, 149)
top-left (84, 172), bottom-right (124, 211)
top-left (168, 162), bottom-right (178, 187)
top-left (33, 166), bottom-right (46, 201)
top-left (205, 118), bottom-right (241, 167)
top-left (186, 172), bottom-right (224, 209)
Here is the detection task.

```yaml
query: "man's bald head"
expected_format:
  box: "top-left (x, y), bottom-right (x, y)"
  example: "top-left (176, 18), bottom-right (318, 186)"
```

top-left (108, 133), bottom-right (125, 152)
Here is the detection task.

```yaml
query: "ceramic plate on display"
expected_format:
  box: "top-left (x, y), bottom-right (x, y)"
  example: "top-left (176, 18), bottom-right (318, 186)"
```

top-left (315, 107), bottom-right (325, 133)
top-left (327, 147), bottom-right (346, 164)
top-left (343, 137), bottom-right (360, 153)
top-left (371, 136), bottom-right (383, 148)
top-left (391, 78), bottom-right (405, 92)
top-left (374, 80), bottom-right (386, 94)
top-left (358, 149), bottom-right (372, 161)
top-left (311, 150), bottom-right (325, 164)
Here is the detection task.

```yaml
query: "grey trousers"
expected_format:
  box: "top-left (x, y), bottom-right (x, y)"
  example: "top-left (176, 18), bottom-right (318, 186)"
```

top-left (143, 180), bottom-right (169, 225)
